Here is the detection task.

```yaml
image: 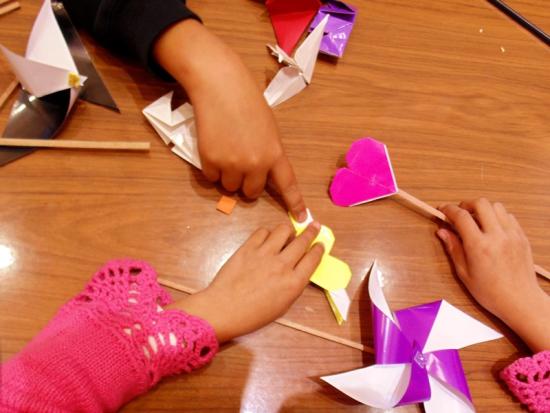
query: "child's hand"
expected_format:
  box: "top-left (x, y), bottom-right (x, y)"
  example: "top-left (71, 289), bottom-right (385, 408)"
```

top-left (153, 20), bottom-right (307, 221)
top-left (169, 222), bottom-right (324, 342)
top-left (438, 199), bottom-right (550, 352)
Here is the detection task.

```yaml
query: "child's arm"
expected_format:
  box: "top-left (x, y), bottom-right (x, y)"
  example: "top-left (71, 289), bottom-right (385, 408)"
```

top-left (437, 199), bottom-right (550, 352)
top-left (0, 223), bottom-right (323, 411)
top-left (153, 20), bottom-right (307, 220)
top-left (63, 0), bottom-right (308, 221)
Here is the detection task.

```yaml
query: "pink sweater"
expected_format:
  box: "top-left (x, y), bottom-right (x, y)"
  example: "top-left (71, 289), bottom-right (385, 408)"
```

top-left (0, 259), bottom-right (218, 412)
top-left (0, 260), bottom-right (547, 412)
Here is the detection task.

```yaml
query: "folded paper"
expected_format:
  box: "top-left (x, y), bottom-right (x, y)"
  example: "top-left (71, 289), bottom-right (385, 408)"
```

top-left (290, 209), bottom-right (352, 323)
top-left (309, 0), bottom-right (357, 57)
top-left (266, 0), bottom-right (321, 54)
top-left (322, 262), bottom-right (503, 411)
top-left (330, 137), bottom-right (398, 207)
top-left (142, 91), bottom-right (201, 169)
top-left (264, 14), bottom-right (329, 107)
top-left (0, 0), bottom-right (118, 166)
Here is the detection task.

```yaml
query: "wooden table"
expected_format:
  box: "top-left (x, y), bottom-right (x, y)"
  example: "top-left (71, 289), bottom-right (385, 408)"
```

top-left (1, 0), bottom-right (548, 411)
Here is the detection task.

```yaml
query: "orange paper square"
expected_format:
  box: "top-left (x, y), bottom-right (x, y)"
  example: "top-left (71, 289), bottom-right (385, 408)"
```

top-left (216, 196), bottom-right (237, 215)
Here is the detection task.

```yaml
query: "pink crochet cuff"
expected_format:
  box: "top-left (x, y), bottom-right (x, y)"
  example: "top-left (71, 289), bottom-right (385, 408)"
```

top-left (500, 351), bottom-right (550, 413)
top-left (0, 259), bottom-right (219, 413)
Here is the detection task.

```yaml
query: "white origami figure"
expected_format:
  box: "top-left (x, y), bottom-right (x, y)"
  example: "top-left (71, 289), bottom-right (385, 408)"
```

top-left (264, 14), bottom-right (329, 107)
top-left (0, 0), bottom-right (86, 108)
top-left (142, 91), bottom-right (201, 169)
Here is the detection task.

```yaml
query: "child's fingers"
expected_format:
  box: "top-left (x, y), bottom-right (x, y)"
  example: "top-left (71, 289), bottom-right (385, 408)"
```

top-left (221, 170), bottom-right (244, 193)
top-left (242, 170), bottom-right (268, 199)
top-left (269, 156), bottom-right (308, 223)
top-left (262, 224), bottom-right (295, 254)
top-left (459, 198), bottom-right (501, 233)
top-left (201, 159), bottom-right (220, 183)
top-left (293, 243), bottom-right (325, 283)
top-left (280, 221), bottom-right (321, 265)
top-left (246, 227), bottom-right (271, 248)
top-left (493, 202), bottom-right (512, 230)
top-left (439, 204), bottom-right (482, 241)
top-left (437, 228), bottom-right (470, 281)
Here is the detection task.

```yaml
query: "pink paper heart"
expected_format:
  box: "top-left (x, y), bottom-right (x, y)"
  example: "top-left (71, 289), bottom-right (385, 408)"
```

top-left (330, 138), bottom-right (398, 207)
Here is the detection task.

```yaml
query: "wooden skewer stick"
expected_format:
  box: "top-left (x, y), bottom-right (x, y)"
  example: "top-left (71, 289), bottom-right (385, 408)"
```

top-left (0, 80), bottom-right (18, 110)
top-left (395, 189), bottom-right (550, 281)
top-left (0, 1), bottom-right (20, 16)
top-left (158, 278), bottom-right (372, 353)
top-left (394, 189), bottom-right (448, 222)
top-left (0, 138), bottom-right (150, 151)
top-left (534, 264), bottom-right (550, 281)
top-left (0, 0), bottom-right (15, 5)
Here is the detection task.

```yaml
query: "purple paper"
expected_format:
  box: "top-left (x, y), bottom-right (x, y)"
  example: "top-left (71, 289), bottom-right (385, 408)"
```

top-left (309, 0), bottom-right (357, 57)
top-left (372, 297), bottom-right (473, 406)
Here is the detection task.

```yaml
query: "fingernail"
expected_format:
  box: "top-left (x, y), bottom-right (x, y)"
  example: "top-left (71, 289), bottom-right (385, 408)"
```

top-left (297, 210), bottom-right (308, 223)
top-left (311, 220), bottom-right (321, 230)
top-left (436, 229), bottom-right (447, 242)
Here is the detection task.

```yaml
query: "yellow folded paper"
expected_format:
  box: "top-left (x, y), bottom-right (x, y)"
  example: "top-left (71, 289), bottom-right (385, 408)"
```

top-left (289, 211), bottom-right (352, 293)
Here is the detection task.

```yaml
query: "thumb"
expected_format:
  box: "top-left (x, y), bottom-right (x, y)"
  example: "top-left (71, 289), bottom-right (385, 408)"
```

top-left (436, 228), bottom-right (470, 281)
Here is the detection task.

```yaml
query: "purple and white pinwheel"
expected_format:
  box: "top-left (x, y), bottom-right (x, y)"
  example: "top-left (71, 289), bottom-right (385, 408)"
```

top-left (322, 263), bottom-right (503, 412)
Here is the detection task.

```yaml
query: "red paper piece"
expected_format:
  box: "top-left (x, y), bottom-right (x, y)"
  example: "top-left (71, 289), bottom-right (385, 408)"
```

top-left (266, 0), bottom-right (321, 54)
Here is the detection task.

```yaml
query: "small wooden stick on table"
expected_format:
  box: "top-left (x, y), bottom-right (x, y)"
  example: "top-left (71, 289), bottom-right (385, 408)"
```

top-left (0, 80), bottom-right (18, 110)
top-left (158, 277), bottom-right (372, 353)
top-left (0, 138), bottom-right (150, 151)
top-left (0, 0), bottom-right (20, 17)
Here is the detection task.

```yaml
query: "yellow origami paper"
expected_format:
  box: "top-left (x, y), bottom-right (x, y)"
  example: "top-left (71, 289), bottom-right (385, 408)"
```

top-left (290, 210), bottom-right (352, 323)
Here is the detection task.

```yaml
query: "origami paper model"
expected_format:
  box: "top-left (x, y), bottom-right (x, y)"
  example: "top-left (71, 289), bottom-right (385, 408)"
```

top-left (322, 262), bottom-right (503, 412)
top-left (266, 0), bottom-right (321, 54)
top-left (290, 209), bottom-right (352, 324)
top-left (329, 137), bottom-right (398, 207)
top-left (142, 91), bottom-right (201, 169)
top-left (0, 0), bottom-right (118, 166)
top-left (309, 0), bottom-right (357, 57)
top-left (264, 14), bottom-right (329, 107)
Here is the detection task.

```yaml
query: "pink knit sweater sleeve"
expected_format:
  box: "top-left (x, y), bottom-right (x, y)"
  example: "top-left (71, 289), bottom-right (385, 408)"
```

top-left (0, 259), bottom-right (219, 413)
top-left (500, 351), bottom-right (550, 413)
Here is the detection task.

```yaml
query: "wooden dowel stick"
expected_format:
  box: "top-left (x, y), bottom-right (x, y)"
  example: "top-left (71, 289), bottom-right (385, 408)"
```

top-left (394, 189), bottom-right (448, 222)
top-left (394, 189), bottom-right (550, 281)
top-left (0, 1), bottom-right (19, 16)
top-left (534, 264), bottom-right (550, 281)
top-left (0, 138), bottom-right (150, 151)
top-left (158, 278), bottom-right (372, 353)
top-left (0, 0), bottom-right (14, 5)
top-left (0, 80), bottom-right (18, 110)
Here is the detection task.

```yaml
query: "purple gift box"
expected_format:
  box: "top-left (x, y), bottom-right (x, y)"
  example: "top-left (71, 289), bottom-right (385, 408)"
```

top-left (309, 0), bottom-right (357, 57)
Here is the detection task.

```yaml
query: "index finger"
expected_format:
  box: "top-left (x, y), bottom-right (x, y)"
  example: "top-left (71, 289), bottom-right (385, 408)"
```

top-left (269, 155), bottom-right (307, 222)
top-left (439, 204), bottom-right (482, 243)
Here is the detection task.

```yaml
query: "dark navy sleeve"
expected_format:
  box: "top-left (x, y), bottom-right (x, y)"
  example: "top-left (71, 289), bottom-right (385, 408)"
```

top-left (63, 0), bottom-right (201, 78)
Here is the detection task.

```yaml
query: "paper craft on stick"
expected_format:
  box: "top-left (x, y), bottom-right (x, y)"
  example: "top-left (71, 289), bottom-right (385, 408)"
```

top-left (322, 262), bottom-right (503, 412)
top-left (0, 0), bottom-right (118, 166)
top-left (329, 137), bottom-right (550, 281)
top-left (264, 14), bottom-right (329, 107)
top-left (309, 0), bottom-right (357, 57)
top-left (329, 137), bottom-right (447, 220)
top-left (290, 210), bottom-right (352, 324)
top-left (266, 0), bottom-right (321, 54)
top-left (142, 91), bottom-right (201, 169)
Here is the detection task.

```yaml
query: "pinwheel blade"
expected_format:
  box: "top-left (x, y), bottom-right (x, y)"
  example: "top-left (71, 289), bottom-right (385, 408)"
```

top-left (322, 364), bottom-right (411, 409)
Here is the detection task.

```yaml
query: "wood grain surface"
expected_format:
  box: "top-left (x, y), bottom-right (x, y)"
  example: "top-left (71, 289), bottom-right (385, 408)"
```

top-left (0, 0), bottom-right (548, 411)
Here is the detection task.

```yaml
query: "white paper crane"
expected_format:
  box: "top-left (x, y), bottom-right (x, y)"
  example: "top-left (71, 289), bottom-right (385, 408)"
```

top-left (264, 14), bottom-right (329, 107)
